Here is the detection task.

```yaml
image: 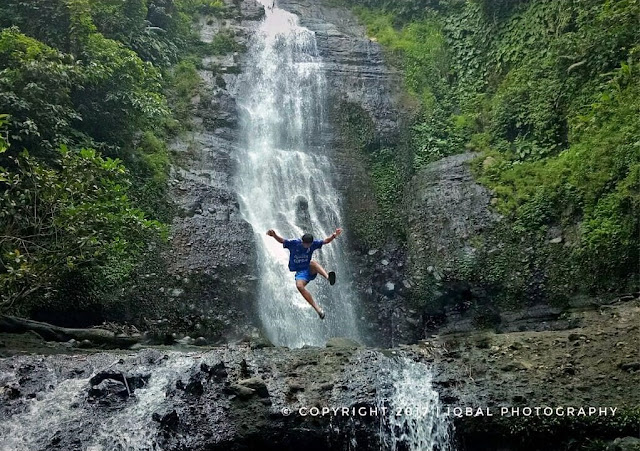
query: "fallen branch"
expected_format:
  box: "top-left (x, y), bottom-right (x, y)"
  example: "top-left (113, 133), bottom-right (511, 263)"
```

top-left (0, 315), bottom-right (141, 348)
top-left (567, 60), bottom-right (587, 73)
top-left (122, 372), bottom-right (132, 397)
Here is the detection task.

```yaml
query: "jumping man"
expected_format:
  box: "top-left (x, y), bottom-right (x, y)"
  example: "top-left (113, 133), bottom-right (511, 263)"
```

top-left (266, 228), bottom-right (343, 319)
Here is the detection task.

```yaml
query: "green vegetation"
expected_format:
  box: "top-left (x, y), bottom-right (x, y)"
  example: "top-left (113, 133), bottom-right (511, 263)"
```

top-left (332, 101), bottom-right (407, 248)
top-left (0, 0), bottom-right (243, 318)
top-left (353, 8), bottom-right (465, 167)
top-left (166, 58), bottom-right (203, 127)
top-left (207, 29), bottom-right (246, 55)
top-left (0, 143), bottom-right (165, 315)
top-left (477, 62), bottom-right (640, 290)
top-left (336, 0), bottom-right (639, 299)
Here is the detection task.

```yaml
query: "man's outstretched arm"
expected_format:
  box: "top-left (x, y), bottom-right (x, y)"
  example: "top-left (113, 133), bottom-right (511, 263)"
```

top-left (266, 229), bottom-right (285, 243)
top-left (323, 228), bottom-right (343, 245)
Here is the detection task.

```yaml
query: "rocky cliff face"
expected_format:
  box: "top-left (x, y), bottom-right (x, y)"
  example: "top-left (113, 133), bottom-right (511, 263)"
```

top-left (150, 1), bottom-right (268, 343)
top-left (406, 153), bottom-right (501, 331)
top-left (404, 152), bottom-right (619, 337)
top-left (276, 0), bottom-right (403, 138)
top-left (134, 0), bottom-right (604, 347)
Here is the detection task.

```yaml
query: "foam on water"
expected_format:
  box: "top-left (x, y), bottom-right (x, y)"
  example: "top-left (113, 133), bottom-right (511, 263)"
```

top-left (377, 356), bottom-right (454, 451)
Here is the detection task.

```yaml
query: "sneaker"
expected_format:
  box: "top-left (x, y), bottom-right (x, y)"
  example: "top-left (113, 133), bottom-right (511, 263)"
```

top-left (318, 310), bottom-right (326, 320)
top-left (328, 271), bottom-right (336, 286)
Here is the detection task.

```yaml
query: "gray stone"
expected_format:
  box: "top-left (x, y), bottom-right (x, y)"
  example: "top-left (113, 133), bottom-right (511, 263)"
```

top-left (288, 382), bottom-right (305, 394)
top-left (325, 337), bottom-right (362, 348)
top-left (177, 336), bottom-right (195, 346)
top-left (194, 337), bottom-right (208, 346)
top-left (250, 336), bottom-right (274, 349)
top-left (169, 288), bottom-right (184, 298)
top-left (163, 5), bottom-right (263, 343)
top-left (78, 340), bottom-right (93, 349)
top-left (608, 437), bottom-right (640, 451)
top-left (240, 0), bottom-right (265, 21)
top-left (0, 334), bottom-right (638, 450)
top-left (229, 383), bottom-right (256, 399)
top-left (406, 153), bottom-right (500, 309)
top-left (619, 362), bottom-right (640, 372)
top-left (237, 377), bottom-right (269, 398)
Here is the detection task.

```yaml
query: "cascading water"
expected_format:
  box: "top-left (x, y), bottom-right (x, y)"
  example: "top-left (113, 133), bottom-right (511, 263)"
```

top-left (84, 356), bottom-right (195, 451)
top-left (377, 356), bottom-right (454, 451)
top-left (0, 354), bottom-right (198, 451)
top-left (0, 376), bottom-right (89, 451)
top-left (234, 0), bottom-right (362, 348)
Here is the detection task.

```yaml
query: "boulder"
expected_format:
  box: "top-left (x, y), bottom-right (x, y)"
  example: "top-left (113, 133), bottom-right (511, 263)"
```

top-left (237, 377), bottom-right (269, 398)
top-left (326, 337), bottom-right (362, 348)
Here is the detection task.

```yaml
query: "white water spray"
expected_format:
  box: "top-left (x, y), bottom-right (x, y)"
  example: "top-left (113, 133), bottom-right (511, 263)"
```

top-left (0, 355), bottom-right (199, 451)
top-left (378, 356), bottom-right (454, 451)
top-left (0, 376), bottom-right (88, 451)
top-left (234, 0), bottom-right (362, 347)
top-left (85, 355), bottom-right (196, 450)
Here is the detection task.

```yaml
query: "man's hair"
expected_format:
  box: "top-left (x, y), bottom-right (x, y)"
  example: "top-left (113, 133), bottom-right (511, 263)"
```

top-left (301, 233), bottom-right (313, 243)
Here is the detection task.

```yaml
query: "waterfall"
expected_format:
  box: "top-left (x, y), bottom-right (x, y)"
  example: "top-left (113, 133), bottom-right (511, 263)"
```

top-left (377, 356), bottom-right (453, 451)
top-left (234, 0), bottom-right (362, 348)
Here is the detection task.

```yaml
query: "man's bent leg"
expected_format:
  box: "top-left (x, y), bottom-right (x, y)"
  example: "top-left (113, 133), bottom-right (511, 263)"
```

top-left (310, 261), bottom-right (336, 286)
top-left (309, 261), bottom-right (329, 280)
top-left (296, 280), bottom-right (324, 316)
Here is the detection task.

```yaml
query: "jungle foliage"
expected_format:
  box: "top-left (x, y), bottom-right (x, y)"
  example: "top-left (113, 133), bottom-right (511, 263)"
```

top-left (340, 0), bottom-right (639, 295)
top-left (0, 0), bottom-right (236, 314)
top-left (0, 141), bottom-right (166, 314)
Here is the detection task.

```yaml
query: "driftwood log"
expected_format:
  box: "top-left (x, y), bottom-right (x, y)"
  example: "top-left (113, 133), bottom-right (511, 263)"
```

top-left (0, 315), bottom-right (141, 348)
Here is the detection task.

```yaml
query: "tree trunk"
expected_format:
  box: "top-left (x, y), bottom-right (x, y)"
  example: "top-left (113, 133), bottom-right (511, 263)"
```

top-left (0, 315), bottom-right (141, 348)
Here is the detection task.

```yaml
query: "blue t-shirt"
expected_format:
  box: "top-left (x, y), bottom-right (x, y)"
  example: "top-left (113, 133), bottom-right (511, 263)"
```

top-left (283, 239), bottom-right (323, 271)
